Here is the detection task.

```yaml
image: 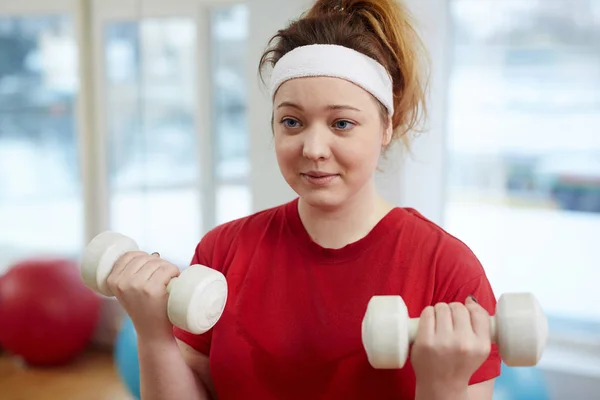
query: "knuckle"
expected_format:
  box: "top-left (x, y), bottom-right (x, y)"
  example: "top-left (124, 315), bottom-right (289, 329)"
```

top-left (434, 302), bottom-right (448, 312)
top-left (439, 340), bottom-right (452, 352)
top-left (420, 305), bottom-right (434, 318)
top-left (107, 280), bottom-right (120, 294)
top-left (479, 338), bottom-right (492, 353)
top-left (142, 285), bottom-right (162, 298)
top-left (163, 263), bottom-right (180, 275)
top-left (106, 273), bottom-right (117, 286)
top-left (115, 281), bottom-right (128, 293)
top-left (130, 279), bottom-right (146, 291)
top-left (457, 341), bottom-right (474, 355)
top-left (478, 346), bottom-right (491, 358)
top-left (416, 336), bottom-right (436, 351)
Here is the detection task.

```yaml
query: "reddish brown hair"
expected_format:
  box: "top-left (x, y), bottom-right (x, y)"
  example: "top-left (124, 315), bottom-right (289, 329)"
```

top-left (259, 0), bottom-right (430, 149)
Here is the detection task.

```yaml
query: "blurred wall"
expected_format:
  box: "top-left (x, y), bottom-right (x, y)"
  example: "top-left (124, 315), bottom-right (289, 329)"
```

top-left (247, 0), bottom-right (309, 212)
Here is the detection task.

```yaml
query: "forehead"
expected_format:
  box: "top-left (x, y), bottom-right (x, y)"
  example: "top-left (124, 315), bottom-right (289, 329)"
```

top-left (273, 76), bottom-right (380, 112)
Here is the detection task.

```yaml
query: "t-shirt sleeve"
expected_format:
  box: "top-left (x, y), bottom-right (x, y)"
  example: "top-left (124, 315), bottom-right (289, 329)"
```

top-left (442, 273), bottom-right (502, 385)
top-left (172, 229), bottom-right (219, 356)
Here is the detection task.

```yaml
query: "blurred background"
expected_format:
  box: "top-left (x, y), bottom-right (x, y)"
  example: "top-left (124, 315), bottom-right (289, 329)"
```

top-left (0, 0), bottom-right (598, 399)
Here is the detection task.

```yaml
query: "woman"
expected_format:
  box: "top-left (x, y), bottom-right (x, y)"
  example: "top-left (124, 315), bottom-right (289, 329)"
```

top-left (107, 0), bottom-right (500, 399)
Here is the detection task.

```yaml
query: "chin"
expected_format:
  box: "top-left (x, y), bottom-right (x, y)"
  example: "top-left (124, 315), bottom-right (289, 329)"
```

top-left (296, 188), bottom-right (348, 211)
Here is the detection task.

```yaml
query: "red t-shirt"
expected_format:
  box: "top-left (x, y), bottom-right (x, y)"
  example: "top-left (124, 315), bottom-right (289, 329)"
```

top-left (174, 198), bottom-right (501, 399)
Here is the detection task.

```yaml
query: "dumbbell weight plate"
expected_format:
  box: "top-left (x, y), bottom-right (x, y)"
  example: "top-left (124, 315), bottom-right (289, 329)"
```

top-left (362, 295), bottom-right (411, 369)
top-left (496, 292), bottom-right (549, 367)
top-left (81, 231), bottom-right (139, 296)
top-left (167, 265), bottom-right (228, 334)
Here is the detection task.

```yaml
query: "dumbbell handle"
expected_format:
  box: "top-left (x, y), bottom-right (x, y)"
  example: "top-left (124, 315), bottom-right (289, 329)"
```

top-left (406, 316), bottom-right (499, 343)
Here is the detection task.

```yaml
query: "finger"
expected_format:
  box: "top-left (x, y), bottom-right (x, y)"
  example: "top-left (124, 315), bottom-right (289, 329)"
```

top-left (449, 302), bottom-right (472, 337)
top-left (129, 257), bottom-right (165, 283)
top-left (434, 303), bottom-right (453, 336)
top-left (151, 252), bottom-right (160, 257)
top-left (465, 296), bottom-right (491, 339)
top-left (416, 306), bottom-right (435, 344)
top-left (108, 250), bottom-right (148, 285)
top-left (120, 253), bottom-right (159, 280)
top-left (133, 262), bottom-right (179, 300)
top-left (147, 262), bottom-right (180, 288)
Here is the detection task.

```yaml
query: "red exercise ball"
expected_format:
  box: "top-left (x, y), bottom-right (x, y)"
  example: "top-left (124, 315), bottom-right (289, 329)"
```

top-left (0, 257), bottom-right (101, 366)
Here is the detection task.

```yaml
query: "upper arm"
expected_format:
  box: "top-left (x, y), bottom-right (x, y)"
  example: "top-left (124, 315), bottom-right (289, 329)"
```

top-left (176, 339), bottom-right (217, 400)
top-left (434, 239), bottom-right (502, 385)
top-left (172, 226), bottom-right (229, 398)
top-left (467, 379), bottom-right (495, 399)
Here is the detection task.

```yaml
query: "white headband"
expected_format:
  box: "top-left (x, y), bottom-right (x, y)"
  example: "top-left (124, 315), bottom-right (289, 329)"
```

top-left (269, 44), bottom-right (394, 115)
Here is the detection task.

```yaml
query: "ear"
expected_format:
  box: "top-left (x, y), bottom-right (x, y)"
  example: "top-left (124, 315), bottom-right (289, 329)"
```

top-left (382, 115), bottom-right (393, 147)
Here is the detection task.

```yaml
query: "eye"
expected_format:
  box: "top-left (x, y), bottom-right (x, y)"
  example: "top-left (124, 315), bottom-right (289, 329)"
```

top-left (281, 117), bottom-right (301, 128)
top-left (333, 120), bottom-right (355, 130)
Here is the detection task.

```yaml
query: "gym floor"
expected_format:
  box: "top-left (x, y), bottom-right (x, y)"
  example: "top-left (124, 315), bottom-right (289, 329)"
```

top-left (0, 348), bottom-right (133, 400)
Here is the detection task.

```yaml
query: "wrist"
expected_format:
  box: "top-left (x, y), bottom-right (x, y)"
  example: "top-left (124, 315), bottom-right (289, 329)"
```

top-left (415, 379), bottom-right (468, 400)
top-left (135, 326), bottom-right (176, 346)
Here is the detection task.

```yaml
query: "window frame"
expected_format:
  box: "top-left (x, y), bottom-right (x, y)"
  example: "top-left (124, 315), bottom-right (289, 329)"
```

top-left (0, 0), bottom-right (244, 240)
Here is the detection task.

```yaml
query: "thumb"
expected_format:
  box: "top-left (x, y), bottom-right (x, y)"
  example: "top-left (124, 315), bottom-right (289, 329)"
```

top-left (465, 294), bottom-right (478, 305)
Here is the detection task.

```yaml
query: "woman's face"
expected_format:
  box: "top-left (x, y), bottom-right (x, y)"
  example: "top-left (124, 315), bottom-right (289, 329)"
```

top-left (273, 76), bottom-right (392, 210)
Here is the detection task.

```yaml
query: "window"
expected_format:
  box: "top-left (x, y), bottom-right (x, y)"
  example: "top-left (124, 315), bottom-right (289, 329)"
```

top-left (103, 18), bottom-right (201, 265)
top-left (210, 4), bottom-right (252, 225)
top-left (0, 15), bottom-right (83, 262)
top-left (96, 3), bottom-right (252, 264)
top-left (445, 0), bottom-right (600, 333)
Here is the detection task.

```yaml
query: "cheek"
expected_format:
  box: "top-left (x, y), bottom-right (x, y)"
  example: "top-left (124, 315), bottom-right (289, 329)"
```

top-left (274, 136), bottom-right (299, 168)
top-left (338, 138), bottom-right (381, 171)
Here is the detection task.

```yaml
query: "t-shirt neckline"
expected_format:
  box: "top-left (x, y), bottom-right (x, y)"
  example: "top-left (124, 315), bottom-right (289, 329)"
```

top-left (283, 197), bottom-right (403, 264)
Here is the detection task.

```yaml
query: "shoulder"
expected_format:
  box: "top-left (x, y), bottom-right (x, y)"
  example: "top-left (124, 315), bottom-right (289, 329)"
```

top-left (190, 200), bottom-right (291, 270)
top-left (395, 207), bottom-right (480, 261)
top-left (204, 200), bottom-right (289, 245)
top-left (394, 207), bottom-right (490, 299)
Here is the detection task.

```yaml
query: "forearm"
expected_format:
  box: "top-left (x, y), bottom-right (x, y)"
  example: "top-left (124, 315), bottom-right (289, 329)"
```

top-left (137, 335), bottom-right (211, 400)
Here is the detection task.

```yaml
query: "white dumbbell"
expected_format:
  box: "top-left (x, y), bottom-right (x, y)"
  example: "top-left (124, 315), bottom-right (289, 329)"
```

top-left (362, 292), bottom-right (548, 369)
top-left (80, 231), bottom-right (228, 335)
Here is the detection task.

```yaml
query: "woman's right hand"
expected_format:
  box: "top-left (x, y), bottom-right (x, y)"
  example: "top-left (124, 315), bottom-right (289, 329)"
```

top-left (106, 251), bottom-right (181, 341)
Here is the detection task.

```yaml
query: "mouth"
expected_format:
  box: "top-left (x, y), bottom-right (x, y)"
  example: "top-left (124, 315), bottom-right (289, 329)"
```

top-left (300, 172), bottom-right (340, 186)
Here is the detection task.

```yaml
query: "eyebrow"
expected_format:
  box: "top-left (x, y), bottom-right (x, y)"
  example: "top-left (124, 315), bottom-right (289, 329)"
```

top-left (276, 101), bottom-right (362, 112)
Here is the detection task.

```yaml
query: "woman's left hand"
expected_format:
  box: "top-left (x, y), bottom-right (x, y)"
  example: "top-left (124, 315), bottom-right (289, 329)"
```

top-left (410, 296), bottom-right (492, 395)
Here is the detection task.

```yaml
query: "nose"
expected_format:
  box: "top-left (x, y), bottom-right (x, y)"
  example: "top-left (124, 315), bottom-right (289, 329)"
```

top-left (302, 126), bottom-right (331, 161)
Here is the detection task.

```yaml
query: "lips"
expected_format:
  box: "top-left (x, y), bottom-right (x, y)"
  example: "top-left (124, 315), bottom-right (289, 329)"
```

top-left (304, 171), bottom-right (336, 178)
top-left (302, 170), bottom-right (338, 178)
top-left (301, 171), bottom-right (339, 186)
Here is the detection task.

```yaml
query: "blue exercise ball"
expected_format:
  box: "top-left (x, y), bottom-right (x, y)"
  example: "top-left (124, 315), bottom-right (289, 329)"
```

top-left (493, 363), bottom-right (550, 400)
top-left (114, 316), bottom-right (141, 400)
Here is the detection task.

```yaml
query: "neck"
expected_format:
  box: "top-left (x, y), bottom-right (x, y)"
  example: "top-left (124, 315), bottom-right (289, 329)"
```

top-left (297, 180), bottom-right (393, 249)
